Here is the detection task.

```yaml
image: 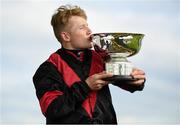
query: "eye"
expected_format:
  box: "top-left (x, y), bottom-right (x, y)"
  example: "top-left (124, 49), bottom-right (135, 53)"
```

top-left (79, 26), bottom-right (84, 29)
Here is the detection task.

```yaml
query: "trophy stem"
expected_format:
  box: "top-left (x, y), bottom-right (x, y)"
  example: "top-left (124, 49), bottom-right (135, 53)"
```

top-left (106, 53), bottom-right (133, 77)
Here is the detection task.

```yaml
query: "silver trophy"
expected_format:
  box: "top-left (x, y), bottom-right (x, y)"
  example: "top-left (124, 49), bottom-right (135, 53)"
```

top-left (92, 32), bottom-right (144, 81)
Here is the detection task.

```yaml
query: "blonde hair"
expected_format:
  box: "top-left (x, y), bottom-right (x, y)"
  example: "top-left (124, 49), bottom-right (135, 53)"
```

top-left (51, 5), bottom-right (87, 42)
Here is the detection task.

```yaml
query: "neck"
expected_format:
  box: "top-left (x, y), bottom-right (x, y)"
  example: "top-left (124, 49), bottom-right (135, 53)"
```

top-left (62, 46), bottom-right (85, 52)
top-left (62, 44), bottom-right (86, 50)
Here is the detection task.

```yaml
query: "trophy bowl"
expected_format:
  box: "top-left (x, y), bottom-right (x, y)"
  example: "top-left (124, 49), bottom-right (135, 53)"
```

top-left (92, 32), bottom-right (144, 81)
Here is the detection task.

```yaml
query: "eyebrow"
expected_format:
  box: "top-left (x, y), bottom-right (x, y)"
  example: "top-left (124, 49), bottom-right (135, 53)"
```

top-left (79, 24), bottom-right (88, 27)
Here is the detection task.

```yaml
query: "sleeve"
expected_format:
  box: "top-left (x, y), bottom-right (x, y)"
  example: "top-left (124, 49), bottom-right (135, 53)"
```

top-left (32, 61), bottom-right (91, 118)
top-left (112, 80), bottom-right (145, 93)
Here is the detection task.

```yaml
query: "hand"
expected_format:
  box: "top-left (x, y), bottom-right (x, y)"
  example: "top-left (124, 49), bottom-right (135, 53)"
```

top-left (86, 71), bottom-right (113, 91)
top-left (130, 68), bottom-right (146, 87)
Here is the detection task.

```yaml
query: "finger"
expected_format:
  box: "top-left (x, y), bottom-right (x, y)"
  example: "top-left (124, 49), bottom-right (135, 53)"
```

top-left (132, 75), bottom-right (146, 79)
top-left (131, 69), bottom-right (145, 76)
top-left (101, 80), bottom-right (109, 86)
top-left (96, 80), bottom-right (108, 86)
top-left (97, 84), bottom-right (102, 89)
top-left (93, 84), bottom-right (102, 91)
top-left (132, 79), bottom-right (145, 85)
top-left (98, 73), bottom-right (113, 79)
top-left (132, 68), bottom-right (143, 72)
top-left (132, 70), bottom-right (145, 75)
top-left (97, 71), bottom-right (106, 75)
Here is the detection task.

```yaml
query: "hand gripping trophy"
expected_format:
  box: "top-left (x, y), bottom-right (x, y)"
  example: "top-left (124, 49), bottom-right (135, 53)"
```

top-left (92, 33), bottom-right (144, 81)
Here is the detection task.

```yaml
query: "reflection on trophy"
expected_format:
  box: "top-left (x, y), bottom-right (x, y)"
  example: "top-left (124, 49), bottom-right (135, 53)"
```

top-left (92, 33), bottom-right (144, 81)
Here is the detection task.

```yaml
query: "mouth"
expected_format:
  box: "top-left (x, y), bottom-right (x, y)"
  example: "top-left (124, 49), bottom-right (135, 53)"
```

top-left (88, 35), bottom-right (93, 42)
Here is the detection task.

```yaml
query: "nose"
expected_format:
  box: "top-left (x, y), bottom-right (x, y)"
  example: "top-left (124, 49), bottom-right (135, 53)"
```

top-left (87, 26), bottom-right (92, 35)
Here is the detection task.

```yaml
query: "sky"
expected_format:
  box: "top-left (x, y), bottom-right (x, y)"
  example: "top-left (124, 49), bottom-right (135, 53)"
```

top-left (1, 0), bottom-right (180, 125)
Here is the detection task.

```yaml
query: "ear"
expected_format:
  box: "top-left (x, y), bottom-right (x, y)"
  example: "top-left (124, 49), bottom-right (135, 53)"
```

top-left (60, 32), bottom-right (70, 42)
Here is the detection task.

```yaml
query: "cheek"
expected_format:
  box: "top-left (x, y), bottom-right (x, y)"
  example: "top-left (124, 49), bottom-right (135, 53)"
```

top-left (70, 31), bottom-right (88, 47)
top-left (71, 31), bottom-right (83, 38)
top-left (71, 37), bottom-right (84, 47)
top-left (72, 32), bottom-right (85, 42)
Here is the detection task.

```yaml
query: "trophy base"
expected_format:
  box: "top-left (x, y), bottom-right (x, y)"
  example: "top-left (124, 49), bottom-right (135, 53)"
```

top-left (103, 75), bottom-right (136, 81)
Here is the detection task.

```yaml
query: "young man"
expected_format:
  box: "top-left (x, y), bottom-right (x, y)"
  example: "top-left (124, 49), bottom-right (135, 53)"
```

top-left (33, 5), bottom-right (146, 124)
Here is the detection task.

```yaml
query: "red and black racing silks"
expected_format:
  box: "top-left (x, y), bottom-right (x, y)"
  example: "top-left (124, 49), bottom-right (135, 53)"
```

top-left (33, 48), bottom-right (145, 124)
top-left (33, 48), bottom-right (117, 124)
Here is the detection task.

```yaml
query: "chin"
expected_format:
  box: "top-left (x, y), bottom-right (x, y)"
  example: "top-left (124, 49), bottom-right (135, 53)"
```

top-left (82, 44), bottom-right (92, 49)
top-left (89, 45), bottom-right (93, 49)
top-left (87, 45), bottom-right (93, 49)
top-left (82, 47), bottom-right (91, 49)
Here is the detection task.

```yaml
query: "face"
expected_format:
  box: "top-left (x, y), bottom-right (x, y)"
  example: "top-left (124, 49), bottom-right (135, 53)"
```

top-left (62, 16), bottom-right (92, 50)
